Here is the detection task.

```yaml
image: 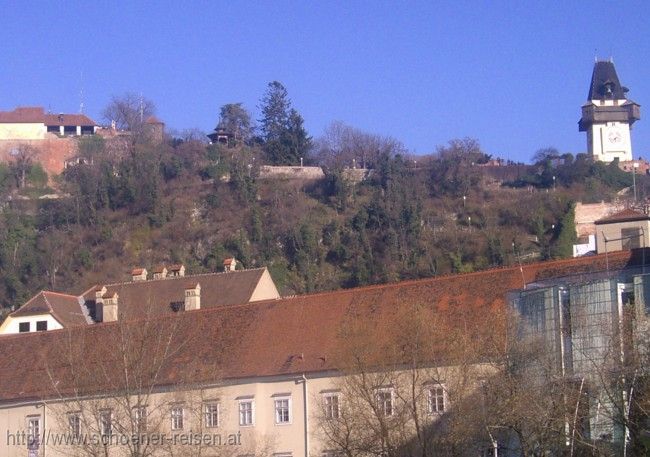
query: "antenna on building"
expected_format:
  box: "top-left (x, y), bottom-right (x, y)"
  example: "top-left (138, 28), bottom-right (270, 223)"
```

top-left (140, 93), bottom-right (144, 123)
top-left (594, 50), bottom-right (598, 62)
top-left (79, 71), bottom-right (85, 114)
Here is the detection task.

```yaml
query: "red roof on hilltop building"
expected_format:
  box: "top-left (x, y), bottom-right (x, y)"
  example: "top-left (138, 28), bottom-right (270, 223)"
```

top-left (0, 106), bottom-right (96, 126)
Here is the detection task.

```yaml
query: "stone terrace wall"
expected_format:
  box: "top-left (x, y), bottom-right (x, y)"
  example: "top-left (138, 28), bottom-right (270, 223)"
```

top-left (259, 165), bottom-right (325, 180)
top-left (0, 135), bottom-right (77, 177)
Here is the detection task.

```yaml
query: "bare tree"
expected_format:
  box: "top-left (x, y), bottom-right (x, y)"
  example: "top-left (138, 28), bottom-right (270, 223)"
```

top-left (316, 121), bottom-right (405, 170)
top-left (317, 301), bottom-right (498, 457)
top-left (37, 229), bottom-right (75, 289)
top-left (41, 312), bottom-right (269, 457)
top-left (480, 320), bottom-right (575, 457)
top-left (9, 144), bottom-right (37, 188)
top-left (102, 93), bottom-right (156, 135)
top-left (503, 279), bottom-right (650, 457)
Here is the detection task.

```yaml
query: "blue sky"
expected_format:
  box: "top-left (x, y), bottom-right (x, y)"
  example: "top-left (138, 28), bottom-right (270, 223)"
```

top-left (2, 1), bottom-right (649, 162)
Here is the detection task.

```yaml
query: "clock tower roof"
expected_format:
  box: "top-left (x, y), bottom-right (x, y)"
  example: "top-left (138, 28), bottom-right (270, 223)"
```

top-left (587, 60), bottom-right (630, 101)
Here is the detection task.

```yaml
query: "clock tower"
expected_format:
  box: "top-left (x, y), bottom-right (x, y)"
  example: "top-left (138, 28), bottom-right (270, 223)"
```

top-left (579, 60), bottom-right (640, 163)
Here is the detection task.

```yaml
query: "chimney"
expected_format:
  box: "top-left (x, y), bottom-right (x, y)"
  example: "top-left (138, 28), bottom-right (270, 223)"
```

top-left (95, 285), bottom-right (107, 302)
top-left (223, 257), bottom-right (237, 272)
top-left (94, 285), bottom-right (107, 321)
top-left (168, 264), bottom-right (185, 277)
top-left (131, 267), bottom-right (148, 281)
top-left (102, 292), bottom-right (119, 322)
top-left (184, 283), bottom-right (201, 311)
top-left (153, 265), bottom-right (168, 280)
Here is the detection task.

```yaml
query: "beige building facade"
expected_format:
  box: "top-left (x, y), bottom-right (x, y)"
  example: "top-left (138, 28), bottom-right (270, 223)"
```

top-left (0, 364), bottom-right (485, 457)
top-left (594, 209), bottom-right (650, 254)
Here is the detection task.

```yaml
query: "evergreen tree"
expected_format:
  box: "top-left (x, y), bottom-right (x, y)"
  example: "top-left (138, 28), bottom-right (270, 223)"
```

top-left (551, 203), bottom-right (577, 259)
top-left (258, 81), bottom-right (311, 165)
top-left (259, 81), bottom-right (290, 142)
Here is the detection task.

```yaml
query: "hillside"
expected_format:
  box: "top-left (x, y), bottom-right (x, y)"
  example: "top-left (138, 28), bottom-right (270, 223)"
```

top-left (0, 135), bottom-right (645, 315)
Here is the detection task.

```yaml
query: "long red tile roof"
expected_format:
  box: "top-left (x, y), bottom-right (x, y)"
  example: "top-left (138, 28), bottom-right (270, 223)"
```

top-left (0, 107), bottom-right (96, 126)
top-left (0, 250), bottom-right (639, 404)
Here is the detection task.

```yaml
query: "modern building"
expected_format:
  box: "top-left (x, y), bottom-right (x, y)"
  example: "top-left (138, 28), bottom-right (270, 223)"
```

top-left (0, 251), bottom-right (642, 457)
top-left (511, 260), bottom-right (650, 452)
top-left (579, 60), bottom-right (641, 163)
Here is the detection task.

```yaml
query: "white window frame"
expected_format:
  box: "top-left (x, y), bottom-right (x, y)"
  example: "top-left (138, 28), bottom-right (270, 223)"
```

top-left (323, 392), bottom-right (341, 420)
top-left (133, 405), bottom-right (147, 433)
top-left (238, 398), bottom-right (255, 427)
top-left (274, 396), bottom-right (292, 425)
top-left (375, 388), bottom-right (394, 417)
top-left (204, 402), bottom-right (220, 428)
top-left (68, 412), bottom-right (81, 438)
top-left (170, 405), bottom-right (184, 431)
top-left (100, 409), bottom-right (112, 438)
top-left (427, 384), bottom-right (447, 414)
top-left (27, 416), bottom-right (41, 448)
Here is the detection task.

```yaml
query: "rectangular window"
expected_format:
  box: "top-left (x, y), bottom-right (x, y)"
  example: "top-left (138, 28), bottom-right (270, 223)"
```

top-left (68, 413), bottom-right (81, 438)
top-left (322, 451), bottom-right (341, 457)
top-left (36, 321), bottom-right (48, 331)
top-left (622, 228), bottom-right (642, 250)
top-left (27, 416), bottom-right (40, 449)
top-left (100, 410), bottom-right (112, 437)
top-left (427, 385), bottom-right (446, 414)
top-left (170, 405), bottom-right (184, 431)
top-left (324, 393), bottom-right (340, 420)
top-left (274, 397), bottom-right (291, 424)
top-left (239, 400), bottom-right (254, 426)
top-left (376, 389), bottom-right (393, 417)
top-left (133, 406), bottom-right (147, 433)
top-left (19, 322), bottom-right (30, 333)
top-left (204, 403), bottom-right (219, 428)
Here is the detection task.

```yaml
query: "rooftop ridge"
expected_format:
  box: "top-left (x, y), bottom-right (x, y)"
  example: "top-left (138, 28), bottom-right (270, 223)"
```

top-left (273, 250), bottom-right (632, 303)
top-left (40, 292), bottom-right (54, 313)
top-left (12, 291), bottom-right (53, 315)
top-left (97, 267), bottom-right (267, 289)
top-left (41, 290), bottom-right (80, 299)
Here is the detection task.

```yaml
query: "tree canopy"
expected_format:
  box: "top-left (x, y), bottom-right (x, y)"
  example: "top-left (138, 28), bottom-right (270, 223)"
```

top-left (102, 92), bottom-right (156, 134)
top-left (258, 81), bottom-right (311, 165)
top-left (216, 103), bottom-right (253, 145)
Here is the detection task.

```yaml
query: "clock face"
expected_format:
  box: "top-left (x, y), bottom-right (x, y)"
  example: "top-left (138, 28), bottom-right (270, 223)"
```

top-left (608, 128), bottom-right (623, 144)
